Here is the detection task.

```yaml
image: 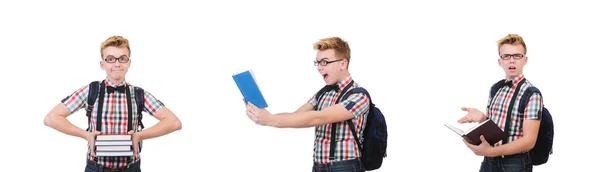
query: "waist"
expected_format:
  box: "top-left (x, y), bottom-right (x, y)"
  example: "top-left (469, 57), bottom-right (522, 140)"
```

top-left (314, 158), bottom-right (360, 166)
top-left (87, 158), bottom-right (140, 170)
top-left (485, 152), bottom-right (529, 160)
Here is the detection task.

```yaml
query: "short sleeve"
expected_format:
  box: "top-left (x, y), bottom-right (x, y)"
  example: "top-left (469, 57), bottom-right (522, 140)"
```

top-left (340, 92), bottom-right (370, 118)
top-left (142, 90), bottom-right (165, 116)
top-left (60, 84), bottom-right (89, 114)
top-left (523, 92), bottom-right (543, 120)
top-left (309, 94), bottom-right (318, 107)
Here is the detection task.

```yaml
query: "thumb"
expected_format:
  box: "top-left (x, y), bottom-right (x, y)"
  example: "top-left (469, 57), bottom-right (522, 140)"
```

top-left (94, 131), bottom-right (101, 135)
top-left (480, 135), bottom-right (488, 143)
top-left (128, 130), bottom-right (134, 135)
top-left (461, 107), bottom-right (470, 111)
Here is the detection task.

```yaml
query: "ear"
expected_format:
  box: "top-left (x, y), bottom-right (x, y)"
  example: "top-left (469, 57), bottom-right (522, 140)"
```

top-left (340, 59), bottom-right (348, 70)
top-left (497, 59), bottom-right (501, 67)
top-left (524, 56), bottom-right (528, 65)
top-left (99, 60), bottom-right (104, 69)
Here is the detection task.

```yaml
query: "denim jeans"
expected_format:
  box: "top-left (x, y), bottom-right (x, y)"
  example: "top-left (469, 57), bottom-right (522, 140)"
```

top-left (312, 159), bottom-right (365, 172)
top-left (480, 152), bottom-right (533, 172)
top-left (85, 159), bottom-right (141, 172)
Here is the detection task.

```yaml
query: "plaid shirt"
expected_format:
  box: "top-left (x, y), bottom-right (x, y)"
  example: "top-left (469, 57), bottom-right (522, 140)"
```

top-left (309, 75), bottom-right (370, 164)
top-left (486, 74), bottom-right (543, 147)
top-left (61, 79), bottom-right (164, 168)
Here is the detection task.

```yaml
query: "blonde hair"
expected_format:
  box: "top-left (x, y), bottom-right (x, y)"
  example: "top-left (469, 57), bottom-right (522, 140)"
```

top-left (497, 34), bottom-right (527, 55)
top-left (101, 35), bottom-right (131, 57)
top-left (313, 37), bottom-right (351, 66)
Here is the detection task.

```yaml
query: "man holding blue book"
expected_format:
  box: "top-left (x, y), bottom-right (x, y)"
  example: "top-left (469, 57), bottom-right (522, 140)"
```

top-left (43, 35), bottom-right (182, 171)
top-left (245, 37), bottom-right (371, 172)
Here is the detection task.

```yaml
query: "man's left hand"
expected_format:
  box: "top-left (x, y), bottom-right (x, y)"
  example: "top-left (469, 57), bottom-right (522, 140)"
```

top-left (464, 135), bottom-right (495, 157)
top-left (245, 101), bottom-right (273, 126)
top-left (128, 130), bottom-right (141, 159)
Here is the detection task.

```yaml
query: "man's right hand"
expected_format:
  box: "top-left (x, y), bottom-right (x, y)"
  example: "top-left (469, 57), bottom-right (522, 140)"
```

top-left (86, 131), bottom-right (102, 157)
top-left (458, 107), bottom-right (487, 123)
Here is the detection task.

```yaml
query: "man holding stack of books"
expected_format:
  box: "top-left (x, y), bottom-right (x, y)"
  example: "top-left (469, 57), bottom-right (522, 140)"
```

top-left (44, 35), bottom-right (182, 172)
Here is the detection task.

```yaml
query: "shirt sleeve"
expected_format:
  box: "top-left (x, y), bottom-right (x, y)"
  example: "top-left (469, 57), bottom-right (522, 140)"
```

top-left (340, 92), bottom-right (370, 118)
top-left (523, 92), bottom-right (543, 120)
top-left (142, 90), bottom-right (165, 116)
top-left (60, 84), bottom-right (89, 114)
top-left (309, 94), bottom-right (318, 107)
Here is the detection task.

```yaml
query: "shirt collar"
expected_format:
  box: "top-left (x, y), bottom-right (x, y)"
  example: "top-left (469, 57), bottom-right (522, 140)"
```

top-left (507, 74), bottom-right (525, 87)
top-left (336, 75), bottom-right (353, 91)
top-left (104, 78), bottom-right (127, 87)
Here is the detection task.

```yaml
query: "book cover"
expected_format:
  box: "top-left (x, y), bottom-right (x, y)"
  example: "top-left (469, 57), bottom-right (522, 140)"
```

top-left (232, 70), bottom-right (268, 108)
top-left (445, 119), bottom-right (507, 145)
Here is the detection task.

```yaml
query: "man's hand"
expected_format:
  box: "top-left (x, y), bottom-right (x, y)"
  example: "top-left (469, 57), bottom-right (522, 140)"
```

top-left (128, 130), bottom-right (141, 159)
top-left (86, 131), bottom-right (101, 157)
top-left (458, 107), bottom-right (487, 123)
top-left (464, 135), bottom-right (496, 157)
top-left (245, 101), bottom-right (273, 126)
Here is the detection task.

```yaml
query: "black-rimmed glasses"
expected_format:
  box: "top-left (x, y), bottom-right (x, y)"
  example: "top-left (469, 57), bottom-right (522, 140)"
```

top-left (314, 59), bottom-right (343, 66)
top-left (499, 54), bottom-right (525, 60)
top-left (104, 56), bottom-right (130, 63)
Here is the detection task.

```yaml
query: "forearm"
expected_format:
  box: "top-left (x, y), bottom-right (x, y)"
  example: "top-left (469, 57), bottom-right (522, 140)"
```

top-left (138, 116), bottom-right (181, 140)
top-left (271, 111), bottom-right (322, 128)
top-left (45, 115), bottom-right (88, 140)
top-left (490, 137), bottom-right (536, 157)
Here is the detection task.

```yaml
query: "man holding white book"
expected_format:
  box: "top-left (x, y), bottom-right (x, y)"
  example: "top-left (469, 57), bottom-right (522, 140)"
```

top-left (458, 34), bottom-right (543, 172)
top-left (245, 37), bottom-right (371, 172)
top-left (44, 35), bottom-right (182, 171)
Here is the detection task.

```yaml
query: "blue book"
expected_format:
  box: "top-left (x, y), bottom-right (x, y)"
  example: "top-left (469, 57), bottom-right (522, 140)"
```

top-left (232, 70), bottom-right (268, 108)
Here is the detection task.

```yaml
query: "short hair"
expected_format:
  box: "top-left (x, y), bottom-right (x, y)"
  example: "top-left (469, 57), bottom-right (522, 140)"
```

top-left (496, 34), bottom-right (527, 55)
top-left (101, 35), bottom-right (131, 57)
top-left (313, 37), bottom-right (351, 65)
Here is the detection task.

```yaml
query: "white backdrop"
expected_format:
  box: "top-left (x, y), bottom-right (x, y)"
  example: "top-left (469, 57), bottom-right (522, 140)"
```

top-left (1, 0), bottom-right (598, 171)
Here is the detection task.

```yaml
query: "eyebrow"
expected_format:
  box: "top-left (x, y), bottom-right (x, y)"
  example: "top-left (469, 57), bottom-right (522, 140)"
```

top-left (317, 57), bottom-right (330, 61)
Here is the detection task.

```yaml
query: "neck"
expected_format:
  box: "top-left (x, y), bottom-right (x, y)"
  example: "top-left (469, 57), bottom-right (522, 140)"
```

top-left (336, 70), bottom-right (351, 83)
top-left (505, 73), bottom-right (522, 81)
top-left (107, 77), bottom-right (126, 86)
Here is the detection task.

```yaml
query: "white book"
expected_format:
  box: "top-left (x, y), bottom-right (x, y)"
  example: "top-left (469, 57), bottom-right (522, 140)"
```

top-left (95, 140), bottom-right (133, 146)
top-left (96, 135), bottom-right (131, 141)
top-left (96, 146), bottom-right (132, 151)
top-left (96, 151), bottom-right (134, 157)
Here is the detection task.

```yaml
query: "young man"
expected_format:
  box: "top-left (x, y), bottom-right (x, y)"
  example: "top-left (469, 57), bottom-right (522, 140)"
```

top-left (245, 37), bottom-right (370, 172)
top-left (458, 34), bottom-right (543, 172)
top-left (43, 36), bottom-right (182, 172)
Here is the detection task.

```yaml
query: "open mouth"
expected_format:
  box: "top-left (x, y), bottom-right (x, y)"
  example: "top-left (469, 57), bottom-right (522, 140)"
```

top-left (322, 74), bottom-right (329, 80)
top-left (509, 66), bottom-right (516, 70)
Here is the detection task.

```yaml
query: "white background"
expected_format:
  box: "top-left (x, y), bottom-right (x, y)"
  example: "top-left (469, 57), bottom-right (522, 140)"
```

top-left (1, 0), bottom-right (598, 171)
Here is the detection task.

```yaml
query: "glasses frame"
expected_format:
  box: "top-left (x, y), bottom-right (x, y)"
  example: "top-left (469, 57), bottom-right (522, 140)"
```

top-left (314, 59), bottom-right (344, 66)
top-left (499, 53), bottom-right (525, 60)
top-left (104, 55), bottom-right (130, 63)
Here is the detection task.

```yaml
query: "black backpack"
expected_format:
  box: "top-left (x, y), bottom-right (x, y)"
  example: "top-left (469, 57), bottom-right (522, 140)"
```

top-left (315, 82), bottom-right (388, 171)
top-left (84, 81), bottom-right (146, 153)
top-left (489, 79), bottom-right (554, 165)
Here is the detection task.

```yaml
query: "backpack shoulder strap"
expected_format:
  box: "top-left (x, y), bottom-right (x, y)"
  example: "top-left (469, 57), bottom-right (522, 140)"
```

top-left (328, 80), bottom-right (354, 162)
top-left (85, 81), bottom-right (100, 132)
top-left (518, 86), bottom-right (542, 114)
top-left (343, 87), bottom-right (370, 151)
top-left (490, 79), bottom-right (506, 99)
top-left (95, 81), bottom-right (107, 132)
top-left (501, 78), bottom-right (527, 145)
top-left (134, 87), bottom-right (145, 130)
top-left (313, 86), bottom-right (330, 110)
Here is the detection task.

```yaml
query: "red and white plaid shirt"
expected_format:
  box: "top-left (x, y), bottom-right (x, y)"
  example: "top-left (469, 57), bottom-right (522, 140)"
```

top-left (61, 79), bottom-right (164, 168)
top-left (309, 75), bottom-right (370, 164)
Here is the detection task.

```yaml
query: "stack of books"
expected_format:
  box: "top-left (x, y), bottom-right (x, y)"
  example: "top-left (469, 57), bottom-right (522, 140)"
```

top-left (95, 135), bottom-right (134, 156)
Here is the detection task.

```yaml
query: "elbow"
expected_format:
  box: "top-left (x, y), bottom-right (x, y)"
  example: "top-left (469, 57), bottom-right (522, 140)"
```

top-left (172, 118), bottom-right (182, 131)
top-left (44, 115), bottom-right (53, 127)
top-left (526, 138), bottom-right (537, 150)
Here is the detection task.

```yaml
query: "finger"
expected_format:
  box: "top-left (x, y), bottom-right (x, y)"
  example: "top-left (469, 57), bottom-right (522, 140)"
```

top-left (461, 107), bottom-right (469, 111)
top-left (128, 130), bottom-right (134, 135)
top-left (242, 98), bottom-right (247, 105)
top-left (480, 135), bottom-right (488, 144)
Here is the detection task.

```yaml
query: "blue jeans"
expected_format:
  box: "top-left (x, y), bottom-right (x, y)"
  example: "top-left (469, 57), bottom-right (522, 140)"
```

top-left (312, 159), bottom-right (365, 172)
top-left (480, 152), bottom-right (533, 172)
top-left (85, 159), bottom-right (141, 172)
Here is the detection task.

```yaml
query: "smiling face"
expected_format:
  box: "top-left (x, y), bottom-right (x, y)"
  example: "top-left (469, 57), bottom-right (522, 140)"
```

top-left (99, 36), bottom-right (131, 84)
top-left (101, 46), bottom-right (131, 83)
